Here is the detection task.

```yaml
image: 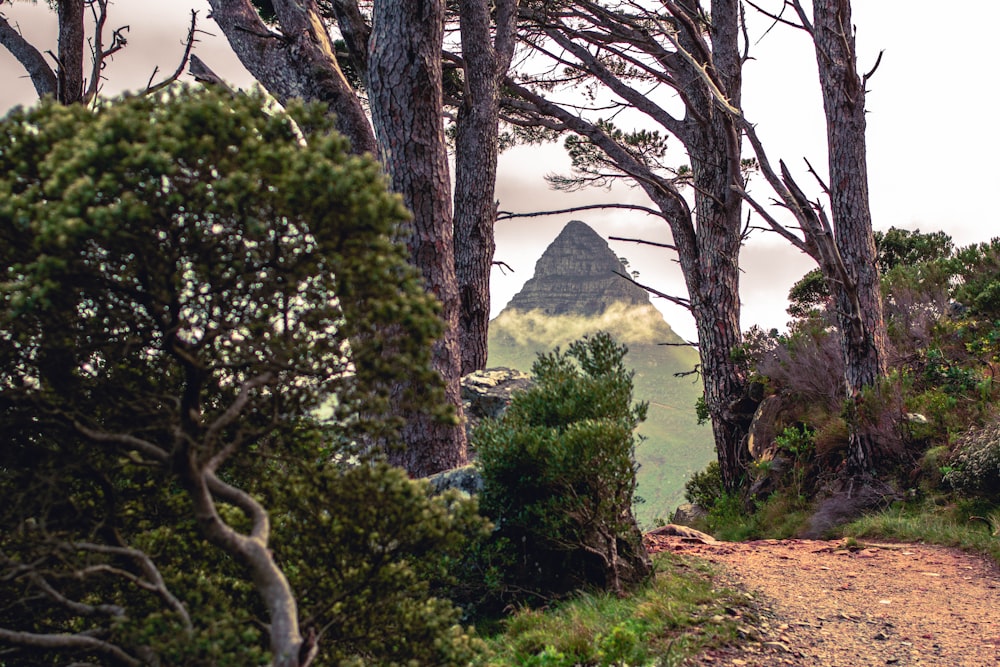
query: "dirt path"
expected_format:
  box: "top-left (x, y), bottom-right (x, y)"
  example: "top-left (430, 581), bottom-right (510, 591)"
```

top-left (646, 534), bottom-right (1000, 666)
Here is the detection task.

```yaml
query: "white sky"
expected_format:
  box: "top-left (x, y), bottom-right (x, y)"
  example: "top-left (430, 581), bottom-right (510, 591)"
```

top-left (3, 1), bottom-right (997, 342)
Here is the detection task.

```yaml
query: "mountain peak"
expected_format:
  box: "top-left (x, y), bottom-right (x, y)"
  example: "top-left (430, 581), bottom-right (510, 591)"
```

top-left (503, 220), bottom-right (650, 316)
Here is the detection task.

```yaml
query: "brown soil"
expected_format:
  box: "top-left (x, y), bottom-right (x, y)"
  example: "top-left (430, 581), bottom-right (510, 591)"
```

top-left (646, 534), bottom-right (1000, 666)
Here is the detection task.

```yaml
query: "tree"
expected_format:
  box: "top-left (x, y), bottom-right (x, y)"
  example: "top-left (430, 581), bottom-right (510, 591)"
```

top-left (0, 87), bottom-right (483, 666)
top-left (736, 0), bottom-right (890, 476)
top-left (0, 0), bottom-right (191, 104)
top-left (787, 228), bottom-right (956, 318)
top-left (201, 0), bottom-right (523, 472)
top-left (453, 0), bottom-right (519, 374)
top-left (366, 0), bottom-right (467, 475)
top-left (503, 0), bottom-right (752, 491)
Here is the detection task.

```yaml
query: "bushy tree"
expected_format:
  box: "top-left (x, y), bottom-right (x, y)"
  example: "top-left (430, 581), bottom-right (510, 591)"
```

top-left (474, 333), bottom-right (652, 603)
top-left (0, 87), bottom-right (485, 666)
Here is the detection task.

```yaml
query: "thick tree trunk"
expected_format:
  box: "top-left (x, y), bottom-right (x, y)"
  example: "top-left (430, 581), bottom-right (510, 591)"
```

top-left (678, 0), bottom-right (751, 492)
top-left (453, 0), bottom-right (499, 375)
top-left (811, 0), bottom-right (889, 474)
top-left (369, 0), bottom-right (468, 475)
top-left (207, 0), bottom-right (377, 156)
top-left (453, 0), bottom-right (517, 374)
top-left (56, 0), bottom-right (84, 103)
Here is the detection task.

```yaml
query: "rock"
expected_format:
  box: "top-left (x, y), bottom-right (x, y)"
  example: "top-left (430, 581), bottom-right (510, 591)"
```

top-left (425, 464), bottom-right (482, 497)
top-left (671, 502), bottom-right (708, 526)
top-left (905, 412), bottom-right (929, 425)
top-left (460, 367), bottom-right (531, 442)
top-left (647, 523), bottom-right (717, 543)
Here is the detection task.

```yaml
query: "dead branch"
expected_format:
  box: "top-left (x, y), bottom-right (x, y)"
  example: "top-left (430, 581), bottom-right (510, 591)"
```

top-left (144, 10), bottom-right (200, 95)
top-left (612, 270), bottom-right (691, 310)
top-left (863, 49), bottom-right (884, 86)
top-left (497, 202), bottom-right (663, 221)
top-left (0, 12), bottom-right (58, 96)
top-left (608, 235), bottom-right (677, 252)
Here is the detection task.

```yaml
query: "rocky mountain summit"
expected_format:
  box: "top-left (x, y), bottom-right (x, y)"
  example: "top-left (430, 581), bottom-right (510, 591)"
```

top-left (505, 220), bottom-right (651, 316)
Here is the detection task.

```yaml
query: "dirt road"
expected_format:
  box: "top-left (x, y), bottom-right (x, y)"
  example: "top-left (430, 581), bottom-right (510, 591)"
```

top-left (646, 534), bottom-right (1000, 666)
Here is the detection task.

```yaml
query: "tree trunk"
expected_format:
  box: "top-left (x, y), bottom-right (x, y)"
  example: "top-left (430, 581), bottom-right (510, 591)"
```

top-left (369, 0), bottom-right (468, 475)
top-left (453, 0), bottom-right (500, 375)
top-left (677, 0), bottom-right (751, 492)
top-left (56, 0), bottom-right (84, 104)
top-left (811, 0), bottom-right (889, 474)
top-left (207, 0), bottom-right (378, 156)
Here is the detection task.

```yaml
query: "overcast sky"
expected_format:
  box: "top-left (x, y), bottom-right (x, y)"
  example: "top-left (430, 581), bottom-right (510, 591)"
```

top-left (3, 1), bottom-right (997, 342)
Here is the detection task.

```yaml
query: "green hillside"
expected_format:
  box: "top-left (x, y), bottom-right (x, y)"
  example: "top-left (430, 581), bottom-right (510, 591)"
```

top-left (488, 304), bottom-right (715, 527)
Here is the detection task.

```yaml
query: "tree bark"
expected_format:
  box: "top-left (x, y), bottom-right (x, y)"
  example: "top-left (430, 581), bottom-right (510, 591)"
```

top-left (677, 0), bottom-right (751, 492)
top-left (453, 0), bottom-right (518, 374)
top-left (0, 11), bottom-right (58, 97)
top-left (207, 0), bottom-right (378, 156)
top-left (369, 0), bottom-right (468, 475)
top-left (810, 0), bottom-right (889, 474)
top-left (56, 0), bottom-right (84, 103)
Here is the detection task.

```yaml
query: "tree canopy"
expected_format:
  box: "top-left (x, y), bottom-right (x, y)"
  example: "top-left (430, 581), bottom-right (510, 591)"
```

top-left (0, 86), bottom-right (484, 666)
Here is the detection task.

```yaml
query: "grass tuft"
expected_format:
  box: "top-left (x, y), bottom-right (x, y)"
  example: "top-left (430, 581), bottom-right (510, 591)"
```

top-left (840, 499), bottom-right (1000, 566)
top-left (480, 553), bottom-right (748, 666)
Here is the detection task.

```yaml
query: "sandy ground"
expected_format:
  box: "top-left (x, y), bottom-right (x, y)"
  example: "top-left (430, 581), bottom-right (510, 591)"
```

top-left (645, 534), bottom-right (1000, 666)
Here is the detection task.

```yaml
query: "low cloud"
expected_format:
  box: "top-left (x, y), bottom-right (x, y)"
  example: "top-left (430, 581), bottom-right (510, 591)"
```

top-left (490, 302), bottom-right (688, 349)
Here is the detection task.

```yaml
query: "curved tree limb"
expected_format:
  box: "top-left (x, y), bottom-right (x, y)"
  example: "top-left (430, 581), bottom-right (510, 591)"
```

top-left (0, 12), bottom-right (57, 96)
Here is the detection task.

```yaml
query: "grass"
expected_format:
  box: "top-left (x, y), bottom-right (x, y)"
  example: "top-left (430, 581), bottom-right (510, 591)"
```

top-left (478, 553), bottom-right (750, 666)
top-left (839, 498), bottom-right (1000, 566)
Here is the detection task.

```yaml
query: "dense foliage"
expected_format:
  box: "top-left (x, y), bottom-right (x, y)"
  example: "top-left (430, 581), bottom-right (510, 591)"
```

top-left (0, 87), bottom-right (485, 666)
top-left (473, 333), bottom-right (652, 605)
top-left (693, 229), bottom-right (1000, 538)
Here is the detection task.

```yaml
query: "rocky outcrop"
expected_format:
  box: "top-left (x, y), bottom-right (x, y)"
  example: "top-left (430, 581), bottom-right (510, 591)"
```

top-left (504, 220), bottom-right (651, 316)
top-left (460, 367), bottom-right (531, 440)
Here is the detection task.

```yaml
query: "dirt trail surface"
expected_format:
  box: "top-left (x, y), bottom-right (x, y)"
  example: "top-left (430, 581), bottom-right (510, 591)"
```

top-left (646, 534), bottom-right (1000, 666)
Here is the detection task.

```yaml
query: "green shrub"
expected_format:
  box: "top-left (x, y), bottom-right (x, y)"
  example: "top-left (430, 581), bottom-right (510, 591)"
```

top-left (474, 333), bottom-right (652, 604)
top-left (944, 415), bottom-right (1000, 500)
top-left (684, 460), bottom-right (724, 510)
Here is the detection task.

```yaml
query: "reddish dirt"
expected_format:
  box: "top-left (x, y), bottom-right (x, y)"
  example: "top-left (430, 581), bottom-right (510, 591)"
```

top-left (646, 534), bottom-right (1000, 666)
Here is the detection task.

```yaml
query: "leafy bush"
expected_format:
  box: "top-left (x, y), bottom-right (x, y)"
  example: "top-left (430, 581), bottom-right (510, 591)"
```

top-left (684, 460), bottom-right (724, 510)
top-left (944, 415), bottom-right (1000, 500)
top-left (473, 333), bottom-right (652, 604)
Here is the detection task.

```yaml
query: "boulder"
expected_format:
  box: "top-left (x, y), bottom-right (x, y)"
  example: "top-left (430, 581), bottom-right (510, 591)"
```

top-left (461, 367), bottom-right (531, 441)
top-left (426, 464), bottom-right (482, 497)
top-left (670, 502), bottom-right (708, 527)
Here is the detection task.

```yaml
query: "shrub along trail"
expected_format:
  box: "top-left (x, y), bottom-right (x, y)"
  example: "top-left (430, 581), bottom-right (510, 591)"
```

top-left (646, 534), bottom-right (1000, 666)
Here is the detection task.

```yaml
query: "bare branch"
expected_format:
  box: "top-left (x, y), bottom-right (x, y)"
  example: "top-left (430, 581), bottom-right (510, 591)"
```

top-left (144, 10), bottom-right (200, 95)
top-left (71, 420), bottom-right (168, 463)
top-left (803, 156), bottom-right (831, 196)
top-left (744, 0), bottom-right (807, 33)
top-left (188, 53), bottom-right (234, 92)
top-left (492, 260), bottom-right (514, 275)
top-left (29, 574), bottom-right (125, 618)
top-left (612, 270), bottom-right (691, 310)
top-left (71, 541), bottom-right (192, 632)
top-left (862, 48), bottom-right (885, 86)
top-left (607, 235), bottom-right (677, 252)
top-left (0, 628), bottom-right (141, 667)
top-left (204, 370), bottom-right (275, 473)
top-left (497, 202), bottom-right (663, 221)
